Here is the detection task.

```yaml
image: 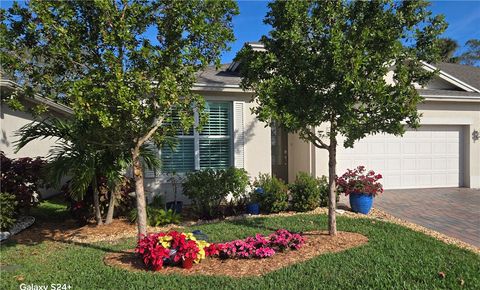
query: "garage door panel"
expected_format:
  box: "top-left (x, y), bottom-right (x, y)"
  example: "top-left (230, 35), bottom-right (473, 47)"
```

top-left (337, 125), bottom-right (463, 189)
top-left (386, 143), bottom-right (401, 153)
top-left (369, 143), bottom-right (385, 154)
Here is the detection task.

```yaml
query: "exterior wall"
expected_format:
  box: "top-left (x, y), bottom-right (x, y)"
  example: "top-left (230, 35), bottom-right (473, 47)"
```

top-left (287, 132), bottom-right (314, 183)
top-left (244, 98), bottom-right (271, 178)
top-left (142, 91), bottom-right (272, 204)
top-left (1, 102), bottom-right (69, 197)
top-left (1, 103), bottom-right (60, 158)
top-left (311, 100), bottom-right (480, 188)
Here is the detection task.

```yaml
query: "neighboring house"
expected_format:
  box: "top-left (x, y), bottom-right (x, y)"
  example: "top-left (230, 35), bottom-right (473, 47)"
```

top-left (1, 79), bottom-right (73, 198)
top-left (0, 79), bottom-right (73, 157)
top-left (1, 44), bottom-right (479, 204)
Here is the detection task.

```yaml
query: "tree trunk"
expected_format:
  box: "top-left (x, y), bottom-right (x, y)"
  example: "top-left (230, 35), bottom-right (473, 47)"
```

top-left (105, 190), bottom-right (116, 224)
top-left (132, 147), bottom-right (148, 238)
top-left (328, 131), bottom-right (337, 236)
top-left (92, 177), bottom-right (103, 226)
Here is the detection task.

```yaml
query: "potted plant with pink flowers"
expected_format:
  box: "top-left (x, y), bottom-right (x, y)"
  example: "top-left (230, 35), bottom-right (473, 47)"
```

top-left (336, 166), bottom-right (383, 214)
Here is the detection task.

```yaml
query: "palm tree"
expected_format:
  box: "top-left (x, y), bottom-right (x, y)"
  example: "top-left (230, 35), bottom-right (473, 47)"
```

top-left (15, 118), bottom-right (160, 225)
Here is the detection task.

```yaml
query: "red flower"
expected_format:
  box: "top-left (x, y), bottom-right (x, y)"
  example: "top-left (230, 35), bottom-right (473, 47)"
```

top-left (336, 166), bottom-right (383, 196)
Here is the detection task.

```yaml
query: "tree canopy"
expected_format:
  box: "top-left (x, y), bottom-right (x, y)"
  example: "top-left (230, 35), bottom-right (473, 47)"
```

top-left (457, 39), bottom-right (480, 66)
top-left (1, 0), bottom-right (238, 236)
top-left (238, 0), bottom-right (446, 235)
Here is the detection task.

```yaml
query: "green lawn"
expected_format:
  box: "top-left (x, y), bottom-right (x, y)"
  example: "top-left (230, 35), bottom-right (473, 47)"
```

top-left (1, 205), bottom-right (479, 289)
top-left (29, 197), bottom-right (70, 222)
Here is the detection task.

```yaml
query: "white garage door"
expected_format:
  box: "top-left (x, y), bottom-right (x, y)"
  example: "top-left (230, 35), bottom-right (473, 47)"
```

top-left (337, 125), bottom-right (463, 189)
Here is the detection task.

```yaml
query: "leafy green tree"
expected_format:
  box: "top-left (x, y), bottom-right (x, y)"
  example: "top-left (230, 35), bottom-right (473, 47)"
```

top-left (437, 38), bottom-right (459, 62)
top-left (1, 0), bottom-right (237, 237)
top-left (457, 39), bottom-right (480, 66)
top-left (238, 0), bottom-right (446, 235)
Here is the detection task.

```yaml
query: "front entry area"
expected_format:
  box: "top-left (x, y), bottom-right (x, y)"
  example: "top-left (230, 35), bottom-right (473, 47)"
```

top-left (271, 123), bottom-right (288, 182)
top-left (336, 125), bottom-right (464, 189)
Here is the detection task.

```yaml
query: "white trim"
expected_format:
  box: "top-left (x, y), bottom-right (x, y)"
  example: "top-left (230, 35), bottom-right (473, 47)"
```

top-left (228, 61), bottom-right (240, 72)
top-left (421, 62), bottom-right (480, 93)
top-left (194, 83), bottom-right (240, 88)
top-left (233, 101), bottom-right (245, 169)
top-left (248, 43), bottom-right (266, 52)
top-left (423, 96), bottom-right (480, 102)
top-left (193, 107), bottom-right (200, 170)
top-left (419, 117), bottom-right (474, 125)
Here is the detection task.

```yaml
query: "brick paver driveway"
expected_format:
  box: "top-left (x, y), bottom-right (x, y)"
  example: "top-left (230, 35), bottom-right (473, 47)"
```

top-left (374, 188), bottom-right (480, 247)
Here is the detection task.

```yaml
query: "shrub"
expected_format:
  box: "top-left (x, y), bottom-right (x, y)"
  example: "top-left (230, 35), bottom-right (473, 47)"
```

top-left (317, 175), bottom-right (330, 207)
top-left (183, 167), bottom-right (249, 219)
top-left (252, 173), bottom-right (289, 213)
top-left (0, 193), bottom-right (17, 231)
top-left (289, 172), bottom-right (324, 212)
top-left (129, 195), bottom-right (181, 226)
top-left (0, 151), bottom-right (47, 213)
top-left (336, 166), bottom-right (383, 196)
top-left (63, 175), bottom-right (135, 224)
top-left (130, 207), bottom-right (181, 226)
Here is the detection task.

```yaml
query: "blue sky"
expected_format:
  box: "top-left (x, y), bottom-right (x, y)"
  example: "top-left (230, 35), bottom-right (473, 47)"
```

top-left (2, 0), bottom-right (479, 63)
top-left (222, 0), bottom-right (480, 63)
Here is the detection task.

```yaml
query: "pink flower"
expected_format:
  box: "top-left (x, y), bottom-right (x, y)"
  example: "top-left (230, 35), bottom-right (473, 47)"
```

top-left (336, 166), bottom-right (383, 196)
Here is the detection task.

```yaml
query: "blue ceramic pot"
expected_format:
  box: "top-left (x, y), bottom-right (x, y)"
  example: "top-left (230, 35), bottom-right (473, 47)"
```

top-left (349, 193), bottom-right (373, 214)
top-left (246, 203), bottom-right (260, 215)
top-left (166, 201), bottom-right (183, 213)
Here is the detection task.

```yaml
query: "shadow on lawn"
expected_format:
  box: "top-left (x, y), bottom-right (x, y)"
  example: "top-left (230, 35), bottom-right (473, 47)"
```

top-left (1, 197), bottom-right (132, 255)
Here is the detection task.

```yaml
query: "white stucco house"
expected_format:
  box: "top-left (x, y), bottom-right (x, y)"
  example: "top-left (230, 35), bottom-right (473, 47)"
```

top-left (1, 44), bottom-right (479, 201)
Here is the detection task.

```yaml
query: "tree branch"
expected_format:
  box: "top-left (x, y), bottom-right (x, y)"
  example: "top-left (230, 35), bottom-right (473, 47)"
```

top-left (134, 116), bottom-right (164, 151)
top-left (301, 129), bottom-right (329, 150)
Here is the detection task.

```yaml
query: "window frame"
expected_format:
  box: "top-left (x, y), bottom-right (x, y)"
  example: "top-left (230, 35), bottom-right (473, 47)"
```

top-left (159, 101), bottom-right (233, 176)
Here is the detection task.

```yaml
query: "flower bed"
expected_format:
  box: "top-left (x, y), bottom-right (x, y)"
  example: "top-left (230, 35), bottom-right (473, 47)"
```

top-left (136, 229), bottom-right (305, 270)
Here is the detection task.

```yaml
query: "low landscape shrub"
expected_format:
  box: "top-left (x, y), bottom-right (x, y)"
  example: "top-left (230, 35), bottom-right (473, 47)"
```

top-left (0, 151), bottom-right (47, 213)
top-left (212, 229), bottom-right (305, 259)
top-left (252, 173), bottom-right (289, 213)
top-left (289, 173), bottom-right (329, 211)
top-left (63, 175), bottom-right (135, 224)
top-left (129, 195), bottom-right (182, 226)
top-left (129, 207), bottom-right (182, 226)
top-left (183, 167), bottom-right (249, 219)
top-left (136, 231), bottom-right (212, 270)
top-left (0, 192), bottom-right (17, 231)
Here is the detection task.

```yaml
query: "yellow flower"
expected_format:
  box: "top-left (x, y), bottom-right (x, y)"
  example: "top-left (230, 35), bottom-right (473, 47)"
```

top-left (185, 233), bottom-right (197, 241)
top-left (158, 235), bottom-right (173, 248)
top-left (195, 248), bottom-right (206, 263)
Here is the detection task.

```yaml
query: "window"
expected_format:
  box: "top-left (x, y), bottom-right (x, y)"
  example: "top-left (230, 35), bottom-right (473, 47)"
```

top-left (160, 101), bottom-right (232, 173)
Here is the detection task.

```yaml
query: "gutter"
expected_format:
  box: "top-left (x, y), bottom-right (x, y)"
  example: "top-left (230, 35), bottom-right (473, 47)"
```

top-left (1, 79), bottom-right (73, 115)
top-left (192, 82), bottom-right (253, 93)
top-left (422, 95), bottom-right (480, 102)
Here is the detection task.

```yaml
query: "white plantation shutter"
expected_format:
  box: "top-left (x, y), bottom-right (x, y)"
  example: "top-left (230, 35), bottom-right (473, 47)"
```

top-left (143, 142), bottom-right (159, 178)
top-left (160, 110), bottom-right (195, 173)
top-left (199, 102), bottom-right (232, 169)
top-left (233, 101), bottom-right (245, 168)
top-left (161, 138), bottom-right (195, 172)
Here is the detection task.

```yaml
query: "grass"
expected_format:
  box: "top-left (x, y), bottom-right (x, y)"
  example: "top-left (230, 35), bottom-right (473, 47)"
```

top-left (29, 196), bottom-right (70, 222)
top-left (1, 207), bottom-right (479, 290)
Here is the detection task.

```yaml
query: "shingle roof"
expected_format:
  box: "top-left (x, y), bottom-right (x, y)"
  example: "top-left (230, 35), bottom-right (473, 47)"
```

top-left (195, 63), bottom-right (241, 85)
top-left (434, 62), bottom-right (480, 91)
top-left (417, 88), bottom-right (480, 97)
